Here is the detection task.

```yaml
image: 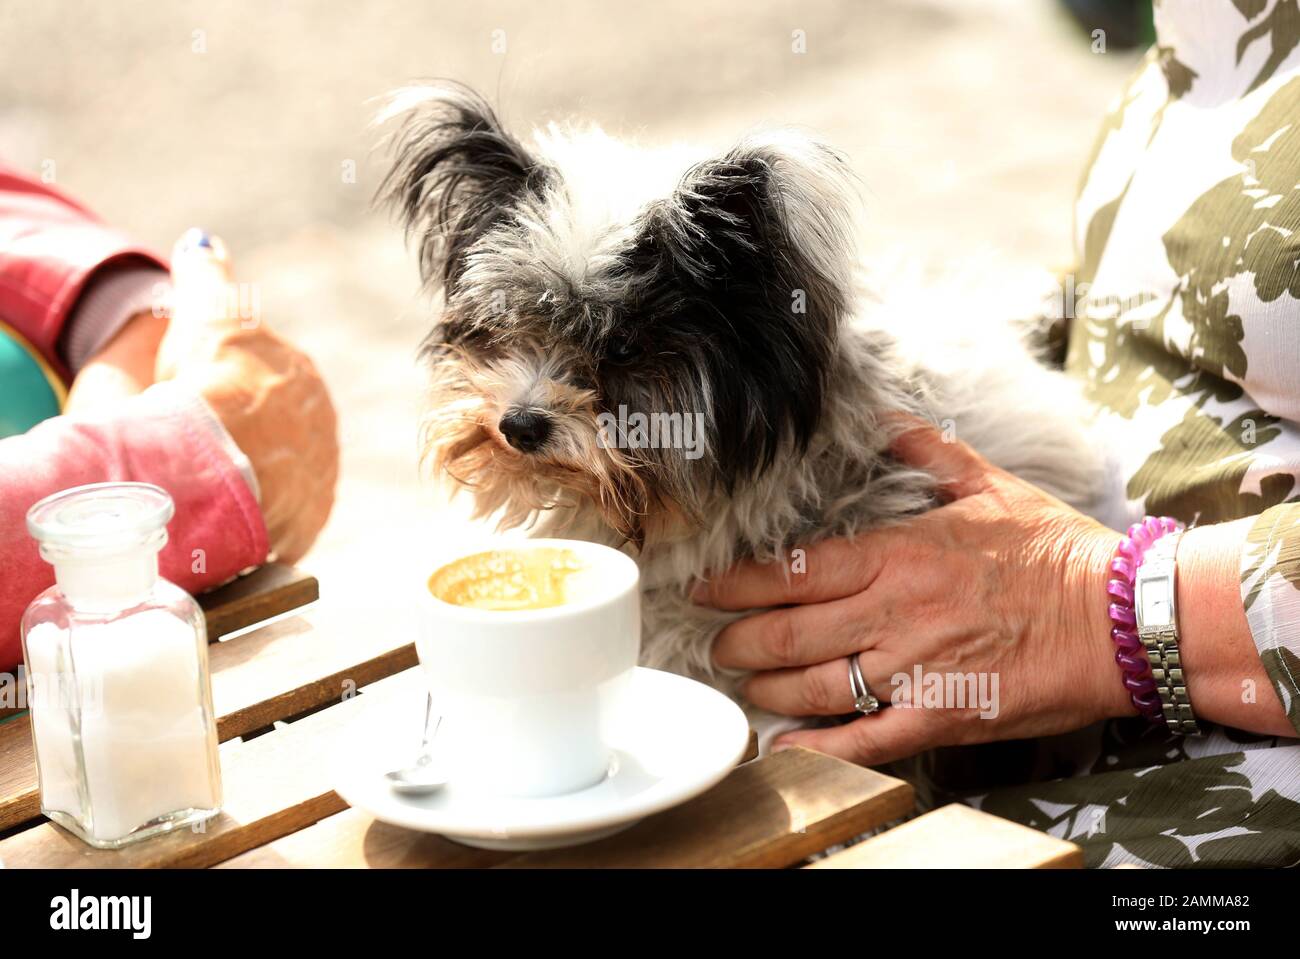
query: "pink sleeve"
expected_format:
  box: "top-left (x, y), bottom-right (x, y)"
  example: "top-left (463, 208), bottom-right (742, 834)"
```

top-left (0, 163), bottom-right (165, 375)
top-left (0, 384), bottom-right (269, 671)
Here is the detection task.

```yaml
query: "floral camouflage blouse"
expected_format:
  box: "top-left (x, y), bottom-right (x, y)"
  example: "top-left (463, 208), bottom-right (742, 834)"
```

top-left (937, 1), bottom-right (1300, 868)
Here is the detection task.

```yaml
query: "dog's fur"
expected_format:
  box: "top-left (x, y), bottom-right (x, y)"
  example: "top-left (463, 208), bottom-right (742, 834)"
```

top-left (379, 83), bottom-right (1103, 739)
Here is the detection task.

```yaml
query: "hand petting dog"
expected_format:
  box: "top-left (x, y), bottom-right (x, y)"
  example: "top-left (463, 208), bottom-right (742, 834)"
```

top-left (702, 421), bottom-right (1128, 764)
top-left (699, 420), bottom-right (1289, 763)
top-left (699, 420), bottom-right (1124, 764)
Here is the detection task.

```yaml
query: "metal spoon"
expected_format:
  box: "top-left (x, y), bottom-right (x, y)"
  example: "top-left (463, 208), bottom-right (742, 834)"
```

top-left (385, 693), bottom-right (447, 795)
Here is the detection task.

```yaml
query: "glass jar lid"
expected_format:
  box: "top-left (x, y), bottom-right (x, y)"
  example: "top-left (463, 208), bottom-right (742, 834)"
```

top-left (27, 482), bottom-right (174, 555)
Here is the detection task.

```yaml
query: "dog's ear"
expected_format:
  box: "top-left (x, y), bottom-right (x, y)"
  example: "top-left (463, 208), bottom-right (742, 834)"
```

top-left (378, 83), bottom-right (548, 293)
top-left (631, 131), bottom-right (860, 485)
top-left (648, 130), bottom-right (859, 306)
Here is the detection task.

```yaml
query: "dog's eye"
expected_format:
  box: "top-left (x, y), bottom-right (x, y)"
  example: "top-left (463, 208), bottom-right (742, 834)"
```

top-left (605, 333), bottom-right (641, 365)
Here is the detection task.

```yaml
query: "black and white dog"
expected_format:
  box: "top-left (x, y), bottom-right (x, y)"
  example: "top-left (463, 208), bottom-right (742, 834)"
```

top-left (379, 82), bottom-right (1102, 741)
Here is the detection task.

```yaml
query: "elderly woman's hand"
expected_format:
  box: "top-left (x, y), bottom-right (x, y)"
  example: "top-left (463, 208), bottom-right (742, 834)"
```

top-left (158, 233), bottom-right (339, 564)
top-left (698, 422), bottom-right (1132, 764)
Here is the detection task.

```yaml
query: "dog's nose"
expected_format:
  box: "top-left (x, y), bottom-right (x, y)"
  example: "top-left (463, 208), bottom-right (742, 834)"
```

top-left (498, 409), bottom-right (551, 452)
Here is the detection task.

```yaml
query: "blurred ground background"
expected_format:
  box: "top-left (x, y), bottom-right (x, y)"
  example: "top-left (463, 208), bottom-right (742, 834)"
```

top-left (0, 0), bottom-right (1138, 617)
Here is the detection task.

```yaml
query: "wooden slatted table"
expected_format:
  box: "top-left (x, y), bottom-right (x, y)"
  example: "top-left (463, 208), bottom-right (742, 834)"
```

top-left (0, 566), bottom-right (1081, 869)
top-left (807, 803), bottom-right (1084, 869)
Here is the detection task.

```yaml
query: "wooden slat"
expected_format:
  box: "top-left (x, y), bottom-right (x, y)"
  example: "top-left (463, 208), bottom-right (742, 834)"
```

top-left (499, 748), bottom-right (912, 868)
top-left (217, 807), bottom-right (508, 868)
top-left (0, 719), bottom-right (38, 831)
top-left (198, 563), bottom-right (319, 641)
top-left (0, 670), bottom-right (425, 868)
top-left (207, 614), bottom-right (417, 741)
top-left (806, 803), bottom-right (1083, 869)
top-left (0, 608), bottom-right (416, 834)
top-left (221, 746), bottom-right (913, 869)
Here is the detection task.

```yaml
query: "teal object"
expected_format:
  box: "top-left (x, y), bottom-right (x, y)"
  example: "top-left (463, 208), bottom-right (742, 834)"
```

top-left (0, 326), bottom-right (62, 438)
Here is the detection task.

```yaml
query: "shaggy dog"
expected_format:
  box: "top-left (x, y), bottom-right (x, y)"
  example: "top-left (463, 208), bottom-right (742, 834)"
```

top-left (379, 83), bottom-right (1102, 743)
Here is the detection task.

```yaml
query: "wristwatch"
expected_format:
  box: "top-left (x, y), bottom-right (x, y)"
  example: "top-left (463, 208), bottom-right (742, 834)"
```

top-left (1133, 531), bottom-right (1201, 735)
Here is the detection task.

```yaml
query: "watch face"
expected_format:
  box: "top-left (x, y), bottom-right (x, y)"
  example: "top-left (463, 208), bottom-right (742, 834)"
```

top-left (1137, 573), bottom-right (1175, 630)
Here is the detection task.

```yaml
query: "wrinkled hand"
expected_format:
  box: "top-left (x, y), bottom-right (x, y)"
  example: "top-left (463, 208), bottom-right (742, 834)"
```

top-left (699, 421), bottom-right (1129, 765)
top-left (159, 233), bottom-right (339, 564)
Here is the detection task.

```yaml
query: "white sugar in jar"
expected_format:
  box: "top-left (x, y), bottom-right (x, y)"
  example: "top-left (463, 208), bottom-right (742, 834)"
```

top-left (21, 482), bottom-right (222, 848)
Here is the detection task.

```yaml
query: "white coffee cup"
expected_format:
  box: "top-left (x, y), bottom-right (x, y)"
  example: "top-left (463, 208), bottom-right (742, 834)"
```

top-left (415, 539), bottom-right (640, 798)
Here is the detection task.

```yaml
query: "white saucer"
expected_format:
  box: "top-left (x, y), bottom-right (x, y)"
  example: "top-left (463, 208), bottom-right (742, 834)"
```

top-left (333, 667), bottom-right (750, 851)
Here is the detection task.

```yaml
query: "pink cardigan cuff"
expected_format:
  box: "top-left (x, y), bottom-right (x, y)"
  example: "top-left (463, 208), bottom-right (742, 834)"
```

top-left (0, 383), bottom-right (269, 670)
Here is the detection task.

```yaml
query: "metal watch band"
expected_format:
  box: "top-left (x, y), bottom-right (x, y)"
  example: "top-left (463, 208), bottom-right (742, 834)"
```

top-left (1133, 531), bottom-right (1201, 735)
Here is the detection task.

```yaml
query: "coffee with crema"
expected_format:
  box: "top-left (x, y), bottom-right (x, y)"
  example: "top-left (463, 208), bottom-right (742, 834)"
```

top-left (417, 538), bottom-right (640, 800)
top-left (429, 547), bottom-right (604, 611)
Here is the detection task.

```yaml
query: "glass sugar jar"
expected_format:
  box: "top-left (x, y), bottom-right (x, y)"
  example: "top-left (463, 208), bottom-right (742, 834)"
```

top-left (20, 482), bottom-right (222, 848)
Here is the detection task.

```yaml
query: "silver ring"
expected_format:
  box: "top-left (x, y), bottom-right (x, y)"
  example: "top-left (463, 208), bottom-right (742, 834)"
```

top-left (847, 654), bottom-right (880, 715)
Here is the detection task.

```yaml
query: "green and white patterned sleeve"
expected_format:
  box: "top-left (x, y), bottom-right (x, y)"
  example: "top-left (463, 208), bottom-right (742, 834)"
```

top-left (1240, 504), bottom-right (1300, 734)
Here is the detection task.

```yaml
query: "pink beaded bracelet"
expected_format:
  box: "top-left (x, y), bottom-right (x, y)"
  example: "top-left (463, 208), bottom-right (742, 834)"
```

top-left (1106, 515), bottom-right (1184, 722)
